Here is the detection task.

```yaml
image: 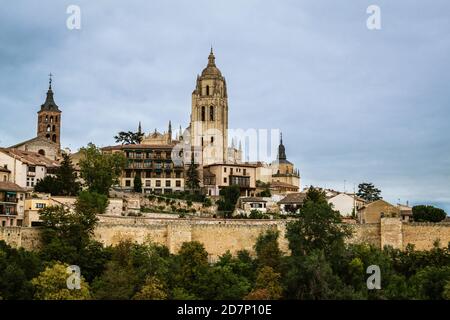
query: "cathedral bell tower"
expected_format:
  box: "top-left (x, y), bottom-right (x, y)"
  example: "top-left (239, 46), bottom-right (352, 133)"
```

top-left (37, 74), bottom-right (62, 149)
top-left (190, 48), bottom-right (228, 165)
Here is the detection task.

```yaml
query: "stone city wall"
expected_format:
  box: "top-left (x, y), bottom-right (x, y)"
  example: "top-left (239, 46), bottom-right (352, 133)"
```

top-left (1, 217), bottom-right (450, 257)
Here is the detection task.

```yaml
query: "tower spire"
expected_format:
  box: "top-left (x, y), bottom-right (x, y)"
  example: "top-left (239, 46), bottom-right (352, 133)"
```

top-left (138, 121), bottom-right (142, 134)
top-left (48, 73), bottom-right (53, 90)
top-left (168, 120), bottom-right (172, 143)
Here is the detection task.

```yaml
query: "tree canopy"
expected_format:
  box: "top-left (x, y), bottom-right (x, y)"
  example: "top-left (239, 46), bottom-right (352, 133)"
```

top-left (357, 182), bottom-right (382, 202)
top-left (114, 131), bottom-right (144, 145)
top-left (34, 153), bottom-right (80, 196)
top-left (412, 205), bottom-right (447, 223)
top-left (78, 143), bottom-right (127, 195)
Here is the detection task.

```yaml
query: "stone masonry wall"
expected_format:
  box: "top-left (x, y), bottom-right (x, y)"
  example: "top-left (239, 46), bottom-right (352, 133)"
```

top-left (1, 217), bottom-right (450, 257)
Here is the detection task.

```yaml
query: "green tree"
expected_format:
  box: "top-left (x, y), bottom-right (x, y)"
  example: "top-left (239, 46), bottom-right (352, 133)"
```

top-left (114, 131), bottom-right (144, 145)
top-left (133, 175), bottom-right (143, 193)
top-left (408, 266), bottom-right (450, 299)
top-left (34, 176), bottom-right (61, 195)
top-left (304, 186), bottom-right (327, 203)
top-left (254, 230), bottom-right (283, 271)
top-left (31, 262), bottom-right (91, 300)
top-left (39, 192), bottom-right (109, 282)
top-left (171, 241), bottom-right (209, 298)
top-left (217, 185), bottom-right (241, 217)
top-left (34, 153), bottom-right (80, 196)
top-left (57, 153), bottom-right (81, 196)
top-left (412, 205), bottom-right (447, 223)
top-left (133, 276), bottom-right (167, 300)
top-left (0, 241), bottom-right (43, 300)
top-left (286, 190), bottom-right (352, 257)
top-left (245, 266), bottom-right (283, 300)
top-left (75, 190), bottom-right (109, 216)
top-left (79, 143), bottom-right (127, 195)
top-left (185, 154), bottom-right (200, 191)
top-left (357, 182), bottom-right (382, 202)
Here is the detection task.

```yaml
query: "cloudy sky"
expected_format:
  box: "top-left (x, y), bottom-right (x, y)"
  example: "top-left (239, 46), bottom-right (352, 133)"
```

top-left (1, 1), bottom-right (449, 211)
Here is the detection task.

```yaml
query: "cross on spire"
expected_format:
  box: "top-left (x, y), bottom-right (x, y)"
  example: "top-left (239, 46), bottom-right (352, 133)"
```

top-left (48, 73), bottom-right (53, 89)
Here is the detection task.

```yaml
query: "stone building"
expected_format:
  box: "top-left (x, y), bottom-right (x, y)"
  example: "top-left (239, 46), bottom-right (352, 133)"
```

top-left (0, 181), bottom-right (26, 227)
top-left (102, 144), bottom-right (185, 194)
top-left (270, 133), bottom-right (300, 188)
top-left (358, 199), bottom-right (400, 224)
top-left (203, 163), bottom-right (256, 196)
top-left (0, 148), bottom-right (59, 190)
top-left (9, 75), bottom-right (61, 160)
top-left (190, 48), bottom-right (229, 166)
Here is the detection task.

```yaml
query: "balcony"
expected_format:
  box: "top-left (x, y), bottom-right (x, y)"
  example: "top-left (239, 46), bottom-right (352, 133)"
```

top-left (0, 204), bottom-right (17, 216)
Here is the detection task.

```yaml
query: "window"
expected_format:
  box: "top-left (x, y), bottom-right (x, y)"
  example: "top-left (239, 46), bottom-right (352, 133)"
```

top-left (145, 180), bottom-right (151, 187)
top-left (55, 116), bottom-right (58, 123)
top-left (38, 149), bottom-right (45, 156)
top-left (243, 169), bottom-right (247, 175)
top-left (166, 180), bottom-right (171, 187)
top-left (176, 180), bottom-right (181, 187)
top-left (47, 125), bottom-right (51, 132)
top-left (201, 137), bottom-right (204, 147)
top-left (125, 171), bottom-right (132, 178)
top-left (146, 171), bottom-right (151, 178)
top-left (52, 135), bottom-right (57, 143)
top-left (156, 180), bottom-right (161, 187)
top-left (209, 106), bottom-right (214, 121)
top-left (125, 180), bottom-right (131, 187)
top-left (210, 137), bottom-right (214, 145)
top-left (35, 203), bottom-right (46, 209)
top-left (224, 177), bottom-right (227, 184)
top-left (224, 167), bottom-right (227, 173)
top-left (201, 106), bottom-right (206, 121)
top-left (206, 85), bottom-right (209, 96)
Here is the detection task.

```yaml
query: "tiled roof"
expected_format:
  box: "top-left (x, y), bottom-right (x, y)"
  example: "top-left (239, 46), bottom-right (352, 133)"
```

top-left (102, 144), bottom-right (174, 151)
top-left (0, 167), bottom-right (10, 173)
top-left (0, 148), bottom-right (60, 167)
top-left (0, 181), bottom-right (26, 192)
top-left (278, 192), bottom-right (307, 205)
top-left (241, 197), bottom-right (267, 203)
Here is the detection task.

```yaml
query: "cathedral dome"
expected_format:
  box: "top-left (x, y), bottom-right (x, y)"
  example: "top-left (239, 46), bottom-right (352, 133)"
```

top-left (201, 49), bottom-right (223, 78)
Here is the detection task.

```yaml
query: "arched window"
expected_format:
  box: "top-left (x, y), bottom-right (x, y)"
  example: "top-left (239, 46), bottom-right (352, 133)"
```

top-left (210, 136), bottom-right (214, 145)
top-left (209, 106), bottom-right (214, 121)
top-left (206, 85), bottom-right (209, 96)
top-left (52, 125), bottom-right (56, 132)
top-left (50, 116), bottom-right (53, 123)
top-left (201, 106), bottom-right (206, 121)
top-left (45, 115), bottom-right (48, 122)
top-left (38, 149), bottom-right (46, 156)
top-left (55, 116), bottom-right (58, 123)
top-left (52, 135), bottom-right (57, 143)
top-left (45, 134), bottom-right (50, 140)
top-left (46, 125), bottom-right (51, 132)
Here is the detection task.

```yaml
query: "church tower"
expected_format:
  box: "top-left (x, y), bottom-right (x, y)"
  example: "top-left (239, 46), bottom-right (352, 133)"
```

top-left (37, 74), bottom-right (62, 149)
top-left (190, 48), bottom-right (228, 165)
